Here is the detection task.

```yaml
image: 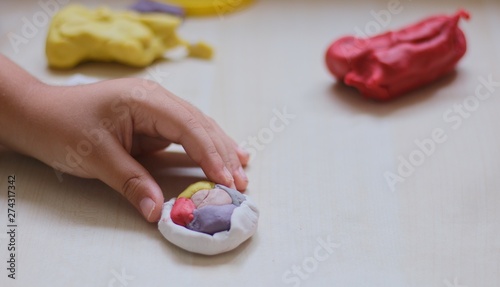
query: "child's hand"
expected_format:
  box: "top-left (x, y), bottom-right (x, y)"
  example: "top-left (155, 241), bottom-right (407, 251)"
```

top-left (0, 62), bottom-right (249, 222)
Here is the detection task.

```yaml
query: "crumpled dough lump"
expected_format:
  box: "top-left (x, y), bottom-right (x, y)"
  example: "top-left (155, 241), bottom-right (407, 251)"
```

top-left (46, 5), bottom-right (213, 68)
top-left (159, 181), bottom-right (259, 255)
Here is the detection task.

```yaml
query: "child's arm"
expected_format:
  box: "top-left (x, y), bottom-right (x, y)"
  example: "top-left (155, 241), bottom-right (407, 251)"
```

top-left (0, 54), bottom-right (249, 222)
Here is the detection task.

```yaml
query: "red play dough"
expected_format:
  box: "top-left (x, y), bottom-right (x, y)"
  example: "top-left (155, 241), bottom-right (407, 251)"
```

top-left (325, 10), bottom-right (470, 101)
top-left (170, 197), bottom-right (195, 226)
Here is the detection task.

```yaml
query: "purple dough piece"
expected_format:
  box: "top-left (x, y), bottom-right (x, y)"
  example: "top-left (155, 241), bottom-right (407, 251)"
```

top-left (130, 0), bottom-right (184, 17)
top-left (187, 204), bottom-right (237, 235)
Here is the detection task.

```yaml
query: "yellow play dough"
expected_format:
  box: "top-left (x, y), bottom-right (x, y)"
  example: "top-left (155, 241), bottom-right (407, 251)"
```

top-left (187, 41), bottom-right (213, 59)
top-left (177, 181), bottom-right (215, 199)
top-left (162, 0), bottom-right (254, 16)
top-left (46, 5), bottom-right (213, 69)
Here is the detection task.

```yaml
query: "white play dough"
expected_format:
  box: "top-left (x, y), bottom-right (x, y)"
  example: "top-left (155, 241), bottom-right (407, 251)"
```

top-left (158, 195), bottom-right (259, 255)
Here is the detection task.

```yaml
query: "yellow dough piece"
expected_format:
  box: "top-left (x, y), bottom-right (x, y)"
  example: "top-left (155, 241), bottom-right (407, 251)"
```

top-left (187, 41), bottom-right (214, 59)
top-left (178, 181), bottom-right (215, 199)
top-left (46, 5), bottom-right (213, 69)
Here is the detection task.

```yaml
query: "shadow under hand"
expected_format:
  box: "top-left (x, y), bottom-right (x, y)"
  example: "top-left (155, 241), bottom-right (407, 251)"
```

top-left (0, 149), bottom-right (207, 231)
top-left (330, 70), bottom-right (458, 117)
top-left (136, 151), bottom-right (207, 200)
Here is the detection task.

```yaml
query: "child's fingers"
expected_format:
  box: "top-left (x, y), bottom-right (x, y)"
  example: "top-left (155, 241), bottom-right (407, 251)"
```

top-left (205, 128), bottom-right (246, 190)
top-left (144, 93), bottom-right (243, 189)
top-left (95, 140), bottom-right (164, 222)
top-left (177, 119), bottom-right (236, 189)
top-left (203, 115), bottom-right (249, 190)
top-left (221, 132), bottom-right (250, 167)
top-left (236, 145), bottom-right (250, 167)
top-left (133, 86), bottom-right (249, 191)
top-left (167, 97), bottom-right (248, 190)
top-left (151, 102), bottom-right (235, 189)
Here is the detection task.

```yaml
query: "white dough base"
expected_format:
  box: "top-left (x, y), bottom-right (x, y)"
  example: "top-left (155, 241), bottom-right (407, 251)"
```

top-left (158, 195), bottom-right (259, 255)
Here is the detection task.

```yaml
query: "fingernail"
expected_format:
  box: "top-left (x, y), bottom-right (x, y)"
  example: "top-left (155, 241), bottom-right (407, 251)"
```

top-left (237, 146), bottom-right (250, 156)
top-left (139, 197), bottom-right (155, 220)
top-left (223, 166), bottom-right (234, 184)
top-left (238, 166), bottom-right (248, 182)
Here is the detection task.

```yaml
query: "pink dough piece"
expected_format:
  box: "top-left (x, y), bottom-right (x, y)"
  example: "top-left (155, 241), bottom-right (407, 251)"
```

top-left (191, 188), bottom-right (232, 209)
top-left (170, 197), bottom-right (195, 226)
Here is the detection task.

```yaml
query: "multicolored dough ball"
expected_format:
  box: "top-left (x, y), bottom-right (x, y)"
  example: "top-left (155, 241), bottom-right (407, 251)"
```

top-left (158, 181), bottom-right (259, 255)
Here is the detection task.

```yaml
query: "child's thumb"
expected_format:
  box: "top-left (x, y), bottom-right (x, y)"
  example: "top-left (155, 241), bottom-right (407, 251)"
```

top-left (97, 150), bottom-right (164, 222)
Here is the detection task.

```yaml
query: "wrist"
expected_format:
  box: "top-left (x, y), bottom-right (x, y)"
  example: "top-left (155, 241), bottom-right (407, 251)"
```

top-left (0, 77), bottom-right (52, 156)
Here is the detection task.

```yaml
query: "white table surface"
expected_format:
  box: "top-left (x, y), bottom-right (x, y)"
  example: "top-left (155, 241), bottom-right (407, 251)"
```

top-left (1, 0), bottom-right (500, 286)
